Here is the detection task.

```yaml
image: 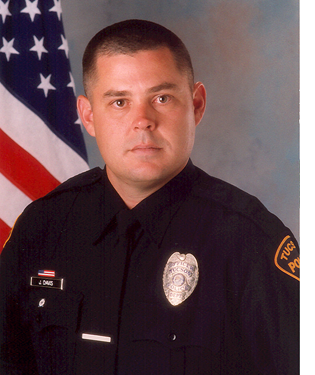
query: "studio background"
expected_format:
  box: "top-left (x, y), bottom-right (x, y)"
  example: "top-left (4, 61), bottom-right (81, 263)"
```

top-left (61, 0), bottom-right (299, 239)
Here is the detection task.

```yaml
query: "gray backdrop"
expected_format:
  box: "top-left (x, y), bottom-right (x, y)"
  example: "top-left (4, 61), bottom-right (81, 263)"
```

top-left (61, 0), bottom-right (299, 239)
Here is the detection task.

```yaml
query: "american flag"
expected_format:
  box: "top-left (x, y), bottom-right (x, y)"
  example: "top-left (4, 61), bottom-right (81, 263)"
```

top-left (38, 270), bottom-right (55, 278)
top-left (0, 0), bottom-right (89, 249)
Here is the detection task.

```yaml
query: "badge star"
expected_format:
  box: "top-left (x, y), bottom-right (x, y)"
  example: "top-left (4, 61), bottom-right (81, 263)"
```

top-left (30, 36), bottom-right (48, 60)
top-left (49, 0), bottom-right (62, 21)
top-left (0, 37), bottom-right (19, 61)
top-left (37, 73), bottom-right (56, 97)
top-left (58, 34), bottom-right (69, 58)
top-left (21, 0), bottom-right (41, 22)
top-left (67, 72), bottom-right (76, 94)
top-left (0, 0), bottom-right (11, 23)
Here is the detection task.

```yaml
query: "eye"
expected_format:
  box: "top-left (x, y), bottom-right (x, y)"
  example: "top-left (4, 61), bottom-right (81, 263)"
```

top-left (113, 99), bottom-right (126, 108)
top-left (156, 95), bottom-right (170, 104)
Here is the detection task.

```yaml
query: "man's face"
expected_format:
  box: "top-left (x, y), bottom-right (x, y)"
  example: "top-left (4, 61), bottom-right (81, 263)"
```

top-left (78, 47), bottom-right (206, 192)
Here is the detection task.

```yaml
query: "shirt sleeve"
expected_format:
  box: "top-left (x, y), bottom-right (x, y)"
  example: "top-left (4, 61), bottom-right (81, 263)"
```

top-left (238, 232), bottom-right (299, 374)
top-left (0, 216), bottom-right (38, 374)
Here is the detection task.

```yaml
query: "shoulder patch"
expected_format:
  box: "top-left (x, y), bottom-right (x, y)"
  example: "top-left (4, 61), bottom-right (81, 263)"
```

top-left (274, 236), bottom-right (300, 281)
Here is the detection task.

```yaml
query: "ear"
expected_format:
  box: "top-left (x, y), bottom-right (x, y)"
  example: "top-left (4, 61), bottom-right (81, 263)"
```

top-left (77, 95), bottom-right (96, 137)
top-left (192, 82), bottom-right (206, 127)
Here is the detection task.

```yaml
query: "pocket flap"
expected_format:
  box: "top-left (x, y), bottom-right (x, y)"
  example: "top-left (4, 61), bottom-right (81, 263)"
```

top-left (130, 301), bottom-right (221, 353)
top-left (22, 288), bottom-right (83, 332)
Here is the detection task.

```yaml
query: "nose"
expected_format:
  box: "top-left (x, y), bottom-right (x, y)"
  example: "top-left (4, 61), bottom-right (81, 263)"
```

top-left (132, 103), bottom-right (156, 131)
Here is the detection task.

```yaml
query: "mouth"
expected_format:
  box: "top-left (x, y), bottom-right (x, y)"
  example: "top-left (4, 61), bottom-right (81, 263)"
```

top-left (131, 144), bottom-right (162, 154)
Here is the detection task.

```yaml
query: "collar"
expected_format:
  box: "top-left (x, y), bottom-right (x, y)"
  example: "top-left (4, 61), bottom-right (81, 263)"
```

top-left (93, 159), bottom-right (197, 245)
top-left (127, 159), bottom-right (197, 246)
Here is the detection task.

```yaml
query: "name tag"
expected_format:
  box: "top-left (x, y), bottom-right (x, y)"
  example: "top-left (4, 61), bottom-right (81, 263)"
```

top-left (30, 276), bottom-right (64, 290)
top-left (82, 333), bottom-right (112, 343)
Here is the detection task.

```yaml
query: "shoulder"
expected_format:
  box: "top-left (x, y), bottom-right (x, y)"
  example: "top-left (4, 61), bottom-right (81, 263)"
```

top-left (23, 167), bottom-right (104, 210)
top-left (28, 167), bottom-right (105, 216)
top-left (193, 166), bottom-right (286, 237)
top-left (3, 168), bottom-right (104, 248)
top-left (191, 166), bottom-right (300, 281)
top-left (43, 167), bottom-right (103, 198)
top-left (22, 167), bottom-right (104, 218)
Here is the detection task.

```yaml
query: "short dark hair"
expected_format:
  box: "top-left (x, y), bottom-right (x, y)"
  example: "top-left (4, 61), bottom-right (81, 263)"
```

top-left (82, 19), bottom-right (194, 96)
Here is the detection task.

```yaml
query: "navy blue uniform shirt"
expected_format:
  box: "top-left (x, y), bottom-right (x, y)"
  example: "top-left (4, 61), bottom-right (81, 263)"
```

top-left (0, 160), bottom-right (299, 374)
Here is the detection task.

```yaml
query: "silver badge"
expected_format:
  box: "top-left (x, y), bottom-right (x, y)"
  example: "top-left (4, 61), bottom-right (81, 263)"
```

top-left (163, 252), bottom-right (199, 306)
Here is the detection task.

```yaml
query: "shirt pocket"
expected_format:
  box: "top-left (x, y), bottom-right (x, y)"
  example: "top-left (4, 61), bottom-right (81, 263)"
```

top-left (121, 301), bottom-right (222, 375)
top-left (21, 287), bottom-right (83, 375)
top-left (186, 303), bottom-right (222, 353)
top-left (130, 301), bottom-right (221, 352)
top-left (23, 287), bottom-right (82, 331)
top-left (180, 303), bottom-right (223, 374)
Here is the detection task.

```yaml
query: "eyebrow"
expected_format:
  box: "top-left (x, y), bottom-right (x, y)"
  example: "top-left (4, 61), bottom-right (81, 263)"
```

top-left (147, 82), bottom-right (179, 93)
top-left (102, 82), bottom-right (179, 98)
top-left (103, 90), bottom-right (131, 98)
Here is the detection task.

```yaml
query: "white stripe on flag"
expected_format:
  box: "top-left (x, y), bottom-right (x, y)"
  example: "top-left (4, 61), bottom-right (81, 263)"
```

top-left (0, 173), bottom-right (32, 227)
top-left (0, 83), bottom-right (89, 183)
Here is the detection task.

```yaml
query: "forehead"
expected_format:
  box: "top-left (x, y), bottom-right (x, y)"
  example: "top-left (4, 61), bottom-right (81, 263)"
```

top-left (92, 47), bottom-right (190, 89)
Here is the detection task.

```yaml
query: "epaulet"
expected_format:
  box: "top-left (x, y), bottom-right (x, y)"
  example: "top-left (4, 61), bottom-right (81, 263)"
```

top-left (42, 167), bottom-right (103, 200)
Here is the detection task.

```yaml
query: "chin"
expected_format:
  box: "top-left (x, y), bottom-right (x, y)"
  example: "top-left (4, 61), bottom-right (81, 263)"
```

top-left (129, 164), bottom-right (180, 186)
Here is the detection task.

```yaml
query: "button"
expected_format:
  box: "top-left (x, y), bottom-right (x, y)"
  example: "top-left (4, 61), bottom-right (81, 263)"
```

top-left (168, 333), bottom-right (177, 341)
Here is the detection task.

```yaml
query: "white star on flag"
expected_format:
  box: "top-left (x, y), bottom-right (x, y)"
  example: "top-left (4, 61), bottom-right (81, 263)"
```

top-left (75, 113), bottom-right (84, 132)
top-left (0, 0), bottom-right (11, 23)
top-left (37, 73), bottom-right (56, 97)
top-left (67, 72), bottom-right (76, 94)
top-left (49, 0), bottom-right (62, 21)
top-left (21, 0), bottom-right (41, 22)
top-left (58, 34), bottom-right (69, 58)
top-left (0, 37), bottom-right (19, 61)
top-left (30, 36), bottom-right (48, 60)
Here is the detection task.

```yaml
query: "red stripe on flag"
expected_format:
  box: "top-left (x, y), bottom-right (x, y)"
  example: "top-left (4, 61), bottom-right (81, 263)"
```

top-left (0, 218), bottom-right (11, 253)
top-left (0, 129), bottom-right (60, 200)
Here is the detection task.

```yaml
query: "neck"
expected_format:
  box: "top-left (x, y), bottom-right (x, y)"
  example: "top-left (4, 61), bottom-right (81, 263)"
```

top-left (106, 169), bottom-right (170, 209)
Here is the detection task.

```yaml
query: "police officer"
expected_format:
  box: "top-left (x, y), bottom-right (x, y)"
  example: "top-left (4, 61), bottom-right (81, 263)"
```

top-left (0, 19), bottom-right (299, 374)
